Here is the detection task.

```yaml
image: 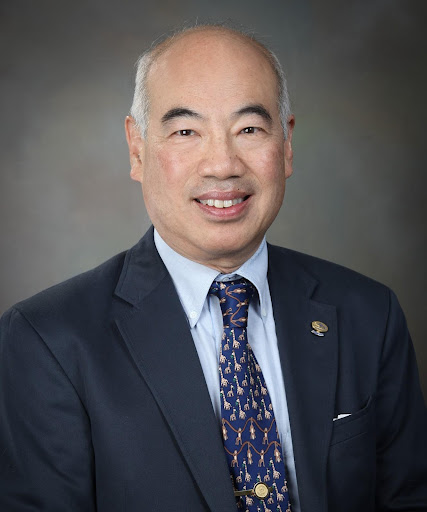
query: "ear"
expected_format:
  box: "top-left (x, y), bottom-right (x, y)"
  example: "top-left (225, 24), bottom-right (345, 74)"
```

top-left (125, 116), bottom-right (145, 183)
top-left (284, 115), bottom-right (295, 179)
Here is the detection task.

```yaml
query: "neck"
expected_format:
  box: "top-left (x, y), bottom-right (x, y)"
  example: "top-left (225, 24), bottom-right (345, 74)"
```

top-left (155, 231), bottom-right (263, 274)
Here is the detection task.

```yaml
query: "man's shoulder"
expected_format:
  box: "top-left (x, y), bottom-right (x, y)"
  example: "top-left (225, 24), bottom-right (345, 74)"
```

top-left (7, 226), bottom-right (160, 320)
top-left (268, 243), bottom-right (391, 306)
top-left (0, 244), bottom-right (141, 364)
top-left (5, 248), bottom-right (130, 327)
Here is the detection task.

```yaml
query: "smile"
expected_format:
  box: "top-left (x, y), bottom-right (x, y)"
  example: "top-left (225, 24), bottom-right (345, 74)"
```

top-left (197, 198), bottom-right (245, 209)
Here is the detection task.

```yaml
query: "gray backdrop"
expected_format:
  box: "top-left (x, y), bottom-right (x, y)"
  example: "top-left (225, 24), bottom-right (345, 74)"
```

top-left (1, 0), bottom-right (426, 399)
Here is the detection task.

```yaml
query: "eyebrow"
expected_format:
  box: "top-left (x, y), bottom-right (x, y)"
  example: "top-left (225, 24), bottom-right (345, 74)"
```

top-left (161, 107), bottom-right (202, 124)
top-left (160, 104), bottom-right (273, 125)
top-left (233, 104), bottom-right (273, 124)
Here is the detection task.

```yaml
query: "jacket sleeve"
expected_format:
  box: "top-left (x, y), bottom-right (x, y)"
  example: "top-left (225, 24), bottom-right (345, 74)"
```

top-left (375, 290), bottom-right (427, 510)
top-left (0, 307), bottom-right (96, 511)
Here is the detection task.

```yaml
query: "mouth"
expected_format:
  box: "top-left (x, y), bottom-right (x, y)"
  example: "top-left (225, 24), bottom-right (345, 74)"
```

top-left (195, 196), bottom-right (249, 209)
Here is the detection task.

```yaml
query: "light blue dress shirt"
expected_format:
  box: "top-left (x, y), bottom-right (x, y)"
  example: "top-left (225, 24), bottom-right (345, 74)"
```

top-left (154, 230), bottom-right (301, 511)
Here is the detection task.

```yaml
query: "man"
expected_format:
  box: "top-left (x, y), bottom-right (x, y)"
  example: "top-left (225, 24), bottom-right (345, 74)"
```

top-left (1, 24), bottom-right (426, 512)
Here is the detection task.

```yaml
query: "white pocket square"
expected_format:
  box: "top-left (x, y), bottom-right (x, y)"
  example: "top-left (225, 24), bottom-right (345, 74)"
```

top-left (333, 413), bottom-right (351, 422)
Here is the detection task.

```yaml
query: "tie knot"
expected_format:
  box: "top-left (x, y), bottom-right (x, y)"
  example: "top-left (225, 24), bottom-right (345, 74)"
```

top-left (210, 278), bottom-right (254, 329)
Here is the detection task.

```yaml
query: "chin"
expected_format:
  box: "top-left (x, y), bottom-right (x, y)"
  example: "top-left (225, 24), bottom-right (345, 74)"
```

top-left (199, 237), bottom-right (255, 261)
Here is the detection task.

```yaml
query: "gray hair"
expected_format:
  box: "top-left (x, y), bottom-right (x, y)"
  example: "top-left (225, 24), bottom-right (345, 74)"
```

top-left (130, 23), bottom-right (292, 138)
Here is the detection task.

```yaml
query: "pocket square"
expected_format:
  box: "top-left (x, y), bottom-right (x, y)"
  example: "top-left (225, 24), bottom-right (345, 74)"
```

top-left (333, 413), bottom-right (351, 422)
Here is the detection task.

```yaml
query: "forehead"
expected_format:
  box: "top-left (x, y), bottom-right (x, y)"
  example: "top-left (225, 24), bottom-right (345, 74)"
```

top-left (145, 30), bottom-right (279, 116)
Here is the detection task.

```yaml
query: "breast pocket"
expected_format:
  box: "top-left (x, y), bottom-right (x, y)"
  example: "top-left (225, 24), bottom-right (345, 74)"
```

top-left (330, 395), bottom-right (374, 446)
top-left (327, 396), bottom-right (376, 512)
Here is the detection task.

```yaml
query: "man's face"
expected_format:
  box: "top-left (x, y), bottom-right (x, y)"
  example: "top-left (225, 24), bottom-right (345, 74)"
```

top-left (126, 30), bottom-right (294, 272)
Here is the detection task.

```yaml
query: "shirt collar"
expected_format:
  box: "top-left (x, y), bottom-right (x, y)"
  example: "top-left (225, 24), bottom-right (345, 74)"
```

top-left (154, 229), bottom-right (269, 328)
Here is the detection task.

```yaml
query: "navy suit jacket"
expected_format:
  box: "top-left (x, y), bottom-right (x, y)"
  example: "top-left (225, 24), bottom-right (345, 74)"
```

top-left (1, 227), bottom-right (427, 511)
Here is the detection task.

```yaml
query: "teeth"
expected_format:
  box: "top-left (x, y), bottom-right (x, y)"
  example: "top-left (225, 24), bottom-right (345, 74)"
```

top-left (199, 198), bottom-right (244, 208)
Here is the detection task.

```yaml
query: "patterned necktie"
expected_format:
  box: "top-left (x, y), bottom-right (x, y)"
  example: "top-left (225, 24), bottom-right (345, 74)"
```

top-left (210, 279), bottom-right (291, 512)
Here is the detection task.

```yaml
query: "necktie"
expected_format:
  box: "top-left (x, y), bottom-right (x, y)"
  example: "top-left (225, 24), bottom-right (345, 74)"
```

top-left (210, 279), bottom-right (291, 512)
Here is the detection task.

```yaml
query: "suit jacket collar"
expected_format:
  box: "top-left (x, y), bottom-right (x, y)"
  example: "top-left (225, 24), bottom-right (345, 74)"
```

top-left (268, 244), bottom-right (338, 512)
top-left (113, 229), bottom-right (338, 512)
top-left (114, 226), bottom-right (166, 307)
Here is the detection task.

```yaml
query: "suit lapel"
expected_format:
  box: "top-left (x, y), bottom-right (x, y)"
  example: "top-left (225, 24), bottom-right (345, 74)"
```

top-left (268, 246), bottom-right (338, 512)
top-left (113, 229), bottom-right (236, 511)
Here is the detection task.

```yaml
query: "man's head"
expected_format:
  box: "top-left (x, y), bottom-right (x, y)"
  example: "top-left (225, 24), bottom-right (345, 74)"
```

top-left (125, 24), bottom-right (295, 272)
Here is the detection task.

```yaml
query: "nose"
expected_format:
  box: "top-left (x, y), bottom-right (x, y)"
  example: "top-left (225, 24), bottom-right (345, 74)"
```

top-left (198, 134), bottom-right (244, 179)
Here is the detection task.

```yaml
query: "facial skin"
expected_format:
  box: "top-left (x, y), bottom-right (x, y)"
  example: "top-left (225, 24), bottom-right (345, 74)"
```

top-left (126, 29), bottom-right (294, 273)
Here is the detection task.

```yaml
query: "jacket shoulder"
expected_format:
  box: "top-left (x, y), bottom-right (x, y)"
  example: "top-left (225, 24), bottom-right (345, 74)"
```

top-left (6, 249), bottom-right (129, 325)
top-left (268, 244), bottom-right (391, 306)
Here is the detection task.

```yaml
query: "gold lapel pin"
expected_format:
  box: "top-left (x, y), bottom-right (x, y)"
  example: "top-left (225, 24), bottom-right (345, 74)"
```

top-left (311, 320), bottom-right (328, 337)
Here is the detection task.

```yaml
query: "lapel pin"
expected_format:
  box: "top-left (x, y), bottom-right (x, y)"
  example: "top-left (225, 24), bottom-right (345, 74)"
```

top-left (311, 320), bottom-right (328, 337)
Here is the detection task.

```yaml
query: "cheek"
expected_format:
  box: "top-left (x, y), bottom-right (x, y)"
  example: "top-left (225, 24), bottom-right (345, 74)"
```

top-left (252, 146), bottom-right (285, 187)
top-left (142, 149), bottom-right (184, 194)
top-left (254, 149), bottom-right (287, 217)
top-left (156, 150), bottom-right (180, 179)
top-left (148, 148), bottom-right (198, 204)
top-left (142, 147), bottom-right (196, 217)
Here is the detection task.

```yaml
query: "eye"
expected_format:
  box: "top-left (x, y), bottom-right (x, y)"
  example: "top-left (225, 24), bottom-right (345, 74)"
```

top-left (241, 127), bottom-right (260, 134)
top-left (175, 129), bottom-right (195, 136)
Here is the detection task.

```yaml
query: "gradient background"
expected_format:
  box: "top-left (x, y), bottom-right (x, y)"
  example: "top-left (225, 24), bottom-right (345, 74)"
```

top-left (1, 0), bottom-right (426, 399)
